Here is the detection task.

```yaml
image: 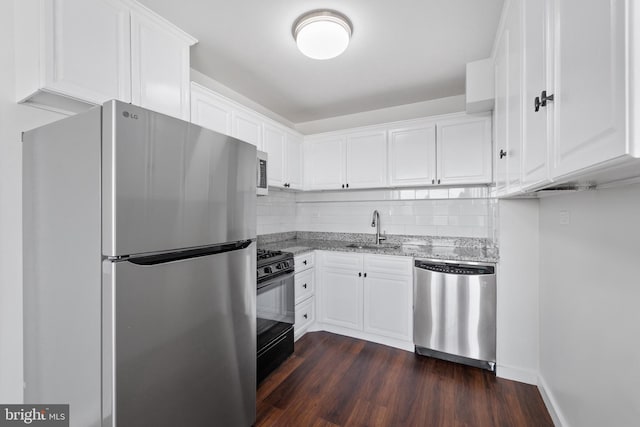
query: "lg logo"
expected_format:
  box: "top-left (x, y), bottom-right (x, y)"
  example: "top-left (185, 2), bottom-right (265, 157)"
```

top-left (122, 111), bottom-right (139, 120)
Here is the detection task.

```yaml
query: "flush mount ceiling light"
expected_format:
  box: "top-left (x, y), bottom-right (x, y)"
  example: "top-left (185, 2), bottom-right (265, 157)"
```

top-left (293, 10), bottom-right (352, 60)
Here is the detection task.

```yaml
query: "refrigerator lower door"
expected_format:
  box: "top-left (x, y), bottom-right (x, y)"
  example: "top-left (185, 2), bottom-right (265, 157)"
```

top-left (102, 243), bottom-right (256, 427)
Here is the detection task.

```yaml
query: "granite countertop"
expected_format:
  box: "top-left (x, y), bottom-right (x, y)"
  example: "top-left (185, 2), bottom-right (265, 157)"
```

top-left (258, 238), bottom-right (498, 264)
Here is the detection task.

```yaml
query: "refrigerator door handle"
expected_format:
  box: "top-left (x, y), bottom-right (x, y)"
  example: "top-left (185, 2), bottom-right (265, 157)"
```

top-left (128, 240), bottom-right (253, 265)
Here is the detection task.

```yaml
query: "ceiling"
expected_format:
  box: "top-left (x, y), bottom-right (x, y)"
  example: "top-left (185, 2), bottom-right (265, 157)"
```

top-left (137, 0), bottom-right (504, 124)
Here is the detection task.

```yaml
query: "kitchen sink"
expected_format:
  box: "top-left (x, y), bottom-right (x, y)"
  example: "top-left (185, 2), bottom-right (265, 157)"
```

top-left (345, 243), bottom-right (400, 250)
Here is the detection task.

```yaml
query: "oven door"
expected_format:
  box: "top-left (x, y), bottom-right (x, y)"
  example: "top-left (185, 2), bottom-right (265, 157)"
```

top-left (256, 271), bottom-right (294, 353)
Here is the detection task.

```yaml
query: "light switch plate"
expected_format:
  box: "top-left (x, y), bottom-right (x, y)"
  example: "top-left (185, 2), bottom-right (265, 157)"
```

top-left (559, 210), bottom-right (570, 225)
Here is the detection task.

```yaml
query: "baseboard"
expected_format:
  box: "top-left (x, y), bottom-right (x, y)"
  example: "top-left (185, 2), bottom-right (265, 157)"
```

top-left (496, 364), bottom-right (538, 385)
top-left (308, 323), bottom-right (414, 352)
top-left (537, 374), bottom-right (568, 427)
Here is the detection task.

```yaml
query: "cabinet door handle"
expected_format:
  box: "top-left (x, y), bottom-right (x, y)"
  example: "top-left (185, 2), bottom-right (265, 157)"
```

top-left (499, 149), bottom-right (507, 159)
top-left (431, 179), bottom-right (435, 184)
top-left (358, 272), bottom-right (362, 277)
top-left (342, 184), bottom-right (345, 189)
top-left (437, 179), bottom-right (441, 184)
top-left (303, 260), bottom-right (307, 265)
top-left (534, 96), bottom-right (541, 112)
top-left (346, 183), bottom-right (349, 188)
top-left (303, 283), bottom-right (307, 289)
top-left (364, 272), bottom-right (367, 278)
top-left (541, 90), bottom-right (554, 107)
top-left (303, 313), bottom-right (308, 319)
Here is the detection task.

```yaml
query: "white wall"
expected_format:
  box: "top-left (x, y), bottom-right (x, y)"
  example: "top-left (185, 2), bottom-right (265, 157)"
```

top-left (0, 1), bottom-right (67, 403)
top-left (496, 199), bottom-right (539, 384)
top-left (538, 185), bottom-right (640, 427)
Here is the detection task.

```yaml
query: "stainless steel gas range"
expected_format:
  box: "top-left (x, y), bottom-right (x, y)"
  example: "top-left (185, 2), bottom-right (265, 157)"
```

top-left (256, 249), bottom-right (295, 383)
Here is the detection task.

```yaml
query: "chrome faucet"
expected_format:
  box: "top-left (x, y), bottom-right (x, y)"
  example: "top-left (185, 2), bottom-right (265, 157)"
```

top-left (371, 210), bottom-right (386, 245)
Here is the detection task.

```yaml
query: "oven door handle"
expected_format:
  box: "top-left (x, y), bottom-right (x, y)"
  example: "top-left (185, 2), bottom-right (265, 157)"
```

top-left (257, 271), bottom-right (295, 292)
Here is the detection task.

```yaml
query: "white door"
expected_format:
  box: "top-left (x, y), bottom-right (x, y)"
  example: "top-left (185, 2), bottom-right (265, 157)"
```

top-left (130, 10), bottom-right (193, 120)
top-left (286, 133), bottom-right (304, 190)
top-left (551, 0), bottom-right (626, 177)
top-left (522, 0), bottom-right (552, 189)
top-left (388, 124), bottom-right (437, 186)
top-left (264, 124), bottom-right (286, 187)
top-left (190, 83), bottom-right (233, 136)
top-left (363, 275), bottom-right (412, 341)
top-left (304, 137), bottom-right (345, 190)
top-left (233, 110), bottom-right (263, 149)
top-left (436, 116), bottom-right (492, 185)
top-left (320, 266), bottom-right (363, 330)
top-left (345, 130), bottom-right (387, 189)
top-left (39, 0), bottom-right (131, 104)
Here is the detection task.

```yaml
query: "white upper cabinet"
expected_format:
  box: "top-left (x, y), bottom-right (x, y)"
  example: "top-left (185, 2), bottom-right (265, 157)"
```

top-left (189, 82), bottom-right (233, 135)
top-left (494, 0), bottom-right (640, 195)
top-left (15, 0), bottom-right (131, 113)
top-left (285, 133), bottom-right (304, 190)
top-left (264, 125), bottom-right (304, 190)
top-left (264, 124), bottom-right (286, 187)
top-left (345, 130), bottom-right (388, 189)
top-left (436, 115), bottom-right (492, 185)
top-left (130, 6), bottom-right (195, 120)
top-left (233, 109), bottom-right (263, 149)
top-left (388, 123), bottom-right (437, 186)
top-left (550, 0), bottom-right (627, 177)
top-left (16, 0), bottom-right (196, 117)
top-left (304, 137), bottom-right (346, 190)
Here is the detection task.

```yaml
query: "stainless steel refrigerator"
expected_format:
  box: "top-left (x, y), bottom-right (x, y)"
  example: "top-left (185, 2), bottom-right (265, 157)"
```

top-left (23, 100), bottom-right (257, 427)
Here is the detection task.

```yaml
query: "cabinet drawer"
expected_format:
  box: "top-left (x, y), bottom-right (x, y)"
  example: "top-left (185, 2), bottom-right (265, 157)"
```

top-left (295, 252), bottom-right (315, 272)
top-left (364, 254), bottom-right (412, 277)
top-left (294, 269), bottom-right (315, 304)
top-left (295, 296), bottom-right (315, 333)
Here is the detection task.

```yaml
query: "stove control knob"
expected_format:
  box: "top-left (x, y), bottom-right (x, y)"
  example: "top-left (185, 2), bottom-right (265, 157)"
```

top-left (264, 267), bottom-right (272, 274)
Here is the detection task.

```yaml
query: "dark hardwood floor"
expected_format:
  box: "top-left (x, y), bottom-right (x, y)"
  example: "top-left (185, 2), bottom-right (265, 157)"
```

top-left (257, 332), bottom-right (553, 427)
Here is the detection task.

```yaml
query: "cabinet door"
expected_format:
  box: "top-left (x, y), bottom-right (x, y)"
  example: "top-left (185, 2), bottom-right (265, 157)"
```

top-left (320, 267), bottom-right (363, 330)
top-left (362, 254), bottom-right (412, 341)
top-left (345, 130), bottom-right (388, 189)
top-left (493, 29), bottom-right (509, 196)
top-left (286, 133), bottom-right (304, 190)
top-left (388, 124), bottom-right (436, 186)
top-left (130, 9), bottom-right (194, 120)
top-left (233, 109), bottom-right (263, 149)
top-left (436, 116), bottom-right (492, 185)
top-left (551, 0), bottom-right (626, 177)
top-left (522, 0), bottom-right (552, 189)
top-left (264, 124), bottom-right (286, 187)
top-left (304, 137), bottom-right (346, 190)
top-left (363, 275), bottom-right (412, 341)
top-left (190, 83), bottom-right (233, 136)
top-left (17, 0), bottom-right (131, 107)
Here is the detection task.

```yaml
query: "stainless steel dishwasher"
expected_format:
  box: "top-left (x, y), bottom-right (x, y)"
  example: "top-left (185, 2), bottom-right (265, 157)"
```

top-left (413, 258), bottom-right (496, 371)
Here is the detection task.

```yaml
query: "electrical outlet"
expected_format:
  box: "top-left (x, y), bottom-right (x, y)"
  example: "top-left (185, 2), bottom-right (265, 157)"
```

top-left (559, 210), bottom-right (570, 225)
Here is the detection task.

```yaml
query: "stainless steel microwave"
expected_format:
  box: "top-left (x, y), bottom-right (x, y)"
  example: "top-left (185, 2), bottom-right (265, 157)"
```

top-left (257, 151), bottom-right (268, 196)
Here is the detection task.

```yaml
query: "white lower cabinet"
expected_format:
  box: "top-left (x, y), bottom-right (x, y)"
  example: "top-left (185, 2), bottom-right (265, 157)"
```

top-left (317, 251), bottom-right (413, 349)
top-left (293, 252), bottom-right (316, 340)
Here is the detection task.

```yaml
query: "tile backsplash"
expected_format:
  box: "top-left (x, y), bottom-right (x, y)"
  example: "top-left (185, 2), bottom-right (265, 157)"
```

top-left (258, 188), bottom-right (498, 239)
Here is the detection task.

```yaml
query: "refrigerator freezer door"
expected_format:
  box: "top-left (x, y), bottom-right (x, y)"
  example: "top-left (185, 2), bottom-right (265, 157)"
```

top-left (102, 243), bottom-right (256, 427)
top-left (102, 100), bottom-right (257, 257)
